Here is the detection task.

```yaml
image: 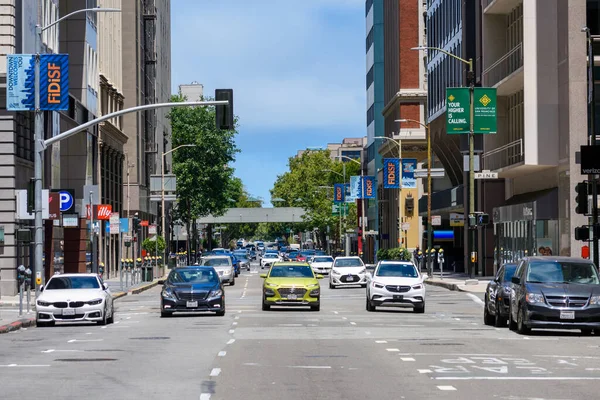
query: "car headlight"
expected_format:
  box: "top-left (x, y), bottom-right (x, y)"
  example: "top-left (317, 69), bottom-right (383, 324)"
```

top-left (331, 269), bottom-right (341, 275)
top-left (590, 295), bottom-right (600, 305)
top-left (307, 283), bottom-right (319, 288)
top-left (359, 268), bottom-right (367, 274)
top-left (526, 293), bottom-right (544, 304)
top-left (86, 298), bottom-right (103, 305)
top-left (209, 289), bottom-right (223, 297)
top-left (37, 300), bottom-right (51, 307)
top-left (224, 269), bottom-right (232, 275)
top-left (372, 281), bottom-right (384, 289)
top-left (266, 281), bottom-right (278, 288)
top-left (412, 284), bottom-right (423, 290)
top-left (162, 288), bottom-right (176, 299)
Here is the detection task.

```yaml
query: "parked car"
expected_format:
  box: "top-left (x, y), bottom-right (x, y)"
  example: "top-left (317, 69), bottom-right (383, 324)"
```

top-left (159, 266), bottom-right (225, 317)
top-left (36, 273), bottom-right (114, 327)
top-left (329, 256), bottom-right (368, 288)
top-left (509, 256), bottom-right (600, 335)
top-left (484, 262), bottom-right (518, 327)
top-left (201, 256), bottom-right (235, 286)
top-left (260, 262), bottom-right (323, 311)
top-left (366, 260), bottom-right (426, 313)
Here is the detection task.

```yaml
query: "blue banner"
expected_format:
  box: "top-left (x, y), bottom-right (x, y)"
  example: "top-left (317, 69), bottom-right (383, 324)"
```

top-left (105, 221), bottom-right (110, 234)
top-left (363, 176), bottom-right (376, 199)
top-left (383, 158), bottom-right (400, 189)
top-left (333, 183), bottom-right (345, 203)
top-left (401, 159), bottom-right (417, 189)
top-left (349, 176), bottom-right (361, 200)
top-left (6, 53), bottom-right (69, 111)
top-left (119, 218), bottom-right (129, 233)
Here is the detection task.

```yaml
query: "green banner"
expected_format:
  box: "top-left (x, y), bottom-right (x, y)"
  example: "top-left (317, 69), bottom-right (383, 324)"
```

top-left (473, 87), bottom-right (497, 134)
top-left (332, 202), bottom-right (349, 216)
top-left (446, 87), bottom-right (470, 134)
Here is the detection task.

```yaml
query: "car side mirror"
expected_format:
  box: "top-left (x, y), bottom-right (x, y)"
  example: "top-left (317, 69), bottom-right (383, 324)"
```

top-left (316, 274), bottom-right (324, 279)
top-left (422, 273), bottom-right (428, 280)
top-left (260, 274), bottom-right (267, 278)
top-left (40, 286), bottom-right (44, 292)
top-left (158, 280), bottom-right (165, 285)
top-left (102, 282), bottom-right (109, 290)
top-left (511, 276), bottom-right (520, 284)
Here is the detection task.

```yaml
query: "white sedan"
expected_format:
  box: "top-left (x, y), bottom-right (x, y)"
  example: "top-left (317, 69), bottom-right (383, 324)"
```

top-left (329, 256), bottom-right (368, 288)
top-left (309, 256), bottom-right (334, 275)
top-left (36, 273), bottom-right (115, 327)
top-left (366, 261), bottom-right (426, 313)
top-left (261, 253), bottom-right (282, 269)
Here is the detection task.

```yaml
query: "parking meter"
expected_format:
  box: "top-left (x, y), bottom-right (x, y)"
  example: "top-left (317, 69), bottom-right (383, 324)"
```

top-left (428, 248), bottom-right (436, 277)
top-left (17, 265), bottom-right (26, 316)
top-left (437, 248), bottom-right (445, 279)
top-left (99, 262), bottom-right (105, 278)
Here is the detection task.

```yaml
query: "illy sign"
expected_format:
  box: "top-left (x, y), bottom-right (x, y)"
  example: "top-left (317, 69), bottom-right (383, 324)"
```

top-left (86, 204), bottom-right (112, 220)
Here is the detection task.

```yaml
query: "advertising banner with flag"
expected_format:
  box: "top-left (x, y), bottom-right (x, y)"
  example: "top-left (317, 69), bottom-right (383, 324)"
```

top-left (363, 176), bottom-right (376, 199)
top-left (333, 183), bottom-right (345, 203)
top-left (401, 159), bottom-right (417, 188)
top-left (383, 158), bottom-right (400, 188)
top-left (349, 176), bottom-right (361, 200)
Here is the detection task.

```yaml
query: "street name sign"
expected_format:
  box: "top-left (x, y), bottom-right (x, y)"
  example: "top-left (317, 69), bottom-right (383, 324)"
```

top-left (475, 170), bottom-right (498, 179)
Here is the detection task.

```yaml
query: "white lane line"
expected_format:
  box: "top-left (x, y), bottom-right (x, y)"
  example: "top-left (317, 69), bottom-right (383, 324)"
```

top-left (41, 349), bottom-right (82, 353)
top-left (199, 394), bottom-right (211, 400)
top-left (418, 369), bottom-right (432, 374)
top-left (218, 351), bottom-right (227, 357)
top-left (114, 321), bottom-right (121, 324)
top-left (454, 318), bottom-right (461, 321)
top-left (288, 366), bottom-right (332, 369)
top-left (126, 316), bottom-right (132, 320)
top-left (227, 339), bottom-right (236, 345)
top-left (85, 332), bottom-right (93, 335)
top-left (342, 317), bottom-right (348, 320)
top-left (210, 368), bottom-right (221, 377)
top-left (0, 364), bottom-right (50, 368)
top-left (400, 357), bottom-right (416, 362)
top-left (333, 311), bottom-right (339, 314)
top-left (375, 340), bottom-right (387, 344)
top-left (228, 329), bottom-right (235, 334)
top-left (386, 348), bottom-right (400, 352)
top-left (466, 293), bottom-right (485, 306)
top-left (232, 322), bottom-right (238, 326)
top-left (437, 385), bottom-right (457, 391)
top-left (278, 324), bottom-right (303, 327)
top-left (350, 322), bottom-right (357, 325)
top-left (234, 316), bottom-right (240, 320)
top-left (67, 339), bottom-right (103, 343)
top-left (101, 326), bottom-right (108, 329)
top-left (436, 376), bottom-right (600, 381)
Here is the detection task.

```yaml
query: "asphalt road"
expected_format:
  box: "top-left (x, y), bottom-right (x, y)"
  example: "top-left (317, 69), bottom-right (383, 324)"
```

top-left (1, 262), bottom-right (600, 399)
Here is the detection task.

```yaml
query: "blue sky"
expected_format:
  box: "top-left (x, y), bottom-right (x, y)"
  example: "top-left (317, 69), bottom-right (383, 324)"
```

top-left (171, 0), bottom-right (366, 206)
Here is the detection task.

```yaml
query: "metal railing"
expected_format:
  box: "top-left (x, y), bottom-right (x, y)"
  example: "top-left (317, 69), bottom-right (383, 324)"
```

top-left (482, 43), bottom-right (523, 87)
top-left (482, 138), bottom-right (524, 171)
top-left (482, 0), bottom-right (496, 10)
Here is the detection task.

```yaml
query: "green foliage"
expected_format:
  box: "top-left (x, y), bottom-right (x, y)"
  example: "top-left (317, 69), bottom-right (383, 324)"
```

top-left (168, 94), bottom-right (239, 224)
top-left (377, 247), bottom-right (412, 261)
top-left (217, 176), bottom-right (263, 245)
top-left (142, 236), bottom-right (166, 254)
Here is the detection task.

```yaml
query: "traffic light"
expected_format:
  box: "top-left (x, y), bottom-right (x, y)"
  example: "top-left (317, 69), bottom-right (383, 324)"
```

top-left (27, 178), bottom-right (35, 214)
top-left (422, 216), bottom-right (427, 226)
top-left (396, 217), bottom-right (400, 230)
top-left (405, 194), bottom-right (414, 214)
top-left (132, 216), bottom-right (140, 232)
top-left (477, 213), bottom-right (490, 225)
top-left (575, 181), bottom-right (589, 215)
top-left (215, 89), bottom-right (234, 130)
top-left (575, 226), bottom-right (590, 241)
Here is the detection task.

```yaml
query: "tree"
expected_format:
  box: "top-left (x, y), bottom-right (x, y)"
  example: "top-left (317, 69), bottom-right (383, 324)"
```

top-left (142, 236), bottom-right (166, 254)
top-left (218, 177), bottom-right (263, 247)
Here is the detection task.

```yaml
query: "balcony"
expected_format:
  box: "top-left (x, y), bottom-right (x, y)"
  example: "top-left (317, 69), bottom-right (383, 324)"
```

top-left (482, 43), bottom-right (523, 95)
top-left (482, 139), bottom-right (524, 177)
top-left (484, 0), bottom-right (522, 14)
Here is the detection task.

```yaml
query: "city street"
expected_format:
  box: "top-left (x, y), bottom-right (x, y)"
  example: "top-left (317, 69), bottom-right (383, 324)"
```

top-left (1, 262), bottom-right (600, 399)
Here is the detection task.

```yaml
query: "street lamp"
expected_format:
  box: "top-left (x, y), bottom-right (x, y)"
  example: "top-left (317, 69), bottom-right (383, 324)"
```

top-left (336, 155), bottom-right (366, 261)
top-left (395, 119), bottom-right (432, 275)
top-left (33, 6), bottom-right (121, 297)
top-left (412, 45), bottom-right (476, 278)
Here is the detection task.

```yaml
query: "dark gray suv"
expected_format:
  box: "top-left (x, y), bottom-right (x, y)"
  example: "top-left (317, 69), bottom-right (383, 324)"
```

top-left (509, 256), bottom-right (600, 335)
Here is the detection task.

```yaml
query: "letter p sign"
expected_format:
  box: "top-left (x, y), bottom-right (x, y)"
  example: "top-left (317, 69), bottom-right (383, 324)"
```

top-left (58, 190), bottom-right (74, 213)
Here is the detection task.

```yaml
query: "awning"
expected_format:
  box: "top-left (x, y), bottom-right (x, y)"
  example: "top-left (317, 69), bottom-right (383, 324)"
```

top-left (493, 188), bottom-right (558, 223)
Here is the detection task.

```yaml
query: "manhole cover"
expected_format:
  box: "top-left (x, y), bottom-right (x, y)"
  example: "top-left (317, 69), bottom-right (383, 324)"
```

top-left (55, 358), bottom-right (117, 362)
top-left (421, 342), bottom-right (464, 346)
top-left (129, 337), bottom-right (170, 340)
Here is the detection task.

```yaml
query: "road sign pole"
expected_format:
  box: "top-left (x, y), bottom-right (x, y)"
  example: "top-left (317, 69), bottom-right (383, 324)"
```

top-left (469, 65), bottom-right (476, 279)
top-left (33, 26), bottom-right (43, 298)
top-left (119, 231), bottom-right (123, 291)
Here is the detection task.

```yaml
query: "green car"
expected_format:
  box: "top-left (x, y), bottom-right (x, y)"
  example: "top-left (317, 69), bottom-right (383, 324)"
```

top-left (260, 262), bottom-right (323, 311)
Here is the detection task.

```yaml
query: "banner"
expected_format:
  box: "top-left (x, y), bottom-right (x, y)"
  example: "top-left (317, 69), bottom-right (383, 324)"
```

top-left (363, 176), bottom-right (376, 199)
top-left (401, 159), bottom-right (417, 188)
top-left (333, 183), bottom-right (345, 203)
top-left (383, 158), bottom-right (400, 188)
top-left (349, 176), bottom-right (361, 200)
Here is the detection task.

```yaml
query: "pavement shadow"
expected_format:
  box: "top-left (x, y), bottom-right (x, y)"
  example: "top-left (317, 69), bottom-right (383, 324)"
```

top-left (163, 313), bottom-right (223, 318)
top-left (371, 308), bottom-right (420, 314)
top-left (522, 329), bottom-right (596, 337)
top-left (264, 308), bottom-right (318, 313)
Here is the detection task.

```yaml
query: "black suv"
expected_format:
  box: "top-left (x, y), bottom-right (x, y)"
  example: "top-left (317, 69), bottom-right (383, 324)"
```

top-left (509, 256), bottom-right (600, 335)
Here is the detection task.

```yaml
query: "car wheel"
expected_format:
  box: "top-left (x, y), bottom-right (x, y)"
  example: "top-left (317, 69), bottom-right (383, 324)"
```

top-left (494, 302), bottom-right (507, 327)
top-left (97, 307), bottom-right (108, 325)
top-left (329, 282), bottom-right (335, 289)
top-left (230, 278), bottom-right (235, 286)
top-left (366, 296), bottom-right (375, 312)
top-left (508, 308), bottom-right (517, 331)
top-left (160, 310), bottom-right (172, 318)
top-left (107, 308), bottom-right (115, 324)
top-left (413, 303), bottom-right (425, 313)
top-left (581, 329), bottom-right (593, 336)
top-left (516, 305), bottom-right (530, 335)
top-left (483, 299), bottom-right (495, 326)
top-left (310, 303), bottom-right (320, 311)
top-left (262, 302), bottom-right (270, 311)
top-left (216, 310), bottom-right (225, 317)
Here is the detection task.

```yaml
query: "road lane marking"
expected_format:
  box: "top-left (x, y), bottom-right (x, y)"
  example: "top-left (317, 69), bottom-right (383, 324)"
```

top-left (68, 339), bottom-right (103, 343)
top-left (288, 366), bottom-right (331, 369)
top-left (466, 293), bottom-right (484, 306)
top-left (41, 349), bottom-right (82, 353)
top-left (342, 317), bottom-right (348, 320)
top-left (218, 351), bottom-right (226, 357)
top-left (418, 369), bottom-right (432, 373)
top-left (199, 394), bottom-right (211, 400)
top-left (234, 316), bottom-right (240, 320)
top-left (400, 357), bottom-right (415, 362)
top-left (350, 322), bottom-right (356, 325)
top-left (228, 329), bottom-right (235, 334)
top-left (0, 364), bottom-right (50, 368)
top-left (375, 340), bottom-right (387, 343)
top-left (386, 348), bottom-right (400, 352)
top-left (437, 386), bottom-right (457, 391)
top-left (85, 332), bottom-right (93, 335)
top-left (126, 316), bottom-right (131, 320)
top-left (435, 377), bottom-right (600, 381)
top-left (232, 322), bottom-right (238, 326)
top-left (210, 368), bottom-right (221, 377)
top-left (227, 339), bottom-right (235, 345)
top-left (333, 311), bottom-right (339, 314)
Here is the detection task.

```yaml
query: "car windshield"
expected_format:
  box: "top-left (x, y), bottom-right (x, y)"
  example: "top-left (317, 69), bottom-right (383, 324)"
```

top-left (334, 258), bottom-right (364, 267)
top-left (264, 254), bottom-right (278, 258)
top-left (313, 257), bottom-right (333, 263)
top-left (46, 276), bottom-right (100, 290)
top-left (169, 269), bottom-right (220, 284)
top-left (202, 258), bottom-right (231, 267)
top-left (503, 264), bottom-right (517, 281)
top-left (233, 252), bottom-right (247, 258)
top-left (376, 263), bottom-right (418, 278)
top-left (269, 265), bottom-right (314, 278)
top-left (526, 261), bottom-right (600, 284)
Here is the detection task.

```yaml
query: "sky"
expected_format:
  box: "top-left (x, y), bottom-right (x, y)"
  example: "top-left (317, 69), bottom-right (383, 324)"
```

top-left (171, 0), bottom-right (366, 206)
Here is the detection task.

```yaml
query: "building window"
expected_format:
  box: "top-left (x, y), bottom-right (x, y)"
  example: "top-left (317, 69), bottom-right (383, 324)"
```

top-left (365, 0), bottom-right (374, 17)
top-left (366, 66), bottom-right (374, 90)
top-left (367, 104), bottom-right (375, 126)
top-left (341, 150), bottom-right (362, 160)
top-left (366, 27), bottom-right (374, 53)
top-left (16, 112), bottom-right (34, 162)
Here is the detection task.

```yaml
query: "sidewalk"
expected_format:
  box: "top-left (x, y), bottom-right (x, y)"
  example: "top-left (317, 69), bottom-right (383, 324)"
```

top-left (425, 272), bottom-right (492, 293)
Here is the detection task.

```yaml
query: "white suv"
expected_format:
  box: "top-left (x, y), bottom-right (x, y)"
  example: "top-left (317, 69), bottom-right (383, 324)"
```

top-left (366, 260), bottom-right (426, 313)
top-left (329, 256), bottom-right (368, 288)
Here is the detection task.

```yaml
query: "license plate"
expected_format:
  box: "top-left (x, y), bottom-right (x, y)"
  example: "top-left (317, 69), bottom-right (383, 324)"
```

top-left (186, 301), bottom-right (198, 308)
top-left (63, 308), bottom-right (75, 316)
top-left (287, 294), bottom-right (298, 300)
top-left (560, 311), bottom-right (575, 320)
top-left (346, 276), bottom-right (354, 282)
top-left (393, 295), bottom-right (404, 300)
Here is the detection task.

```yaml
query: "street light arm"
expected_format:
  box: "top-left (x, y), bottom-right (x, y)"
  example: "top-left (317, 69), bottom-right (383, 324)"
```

top-left (395, 119), bottom-right (428, 130)
top-left (164, 144), bottom-right (196, 157)
top-left (336, 155), bottom-right (361, 166)
top-left (411, 46), bottom-right (472, 70)
top-left (320, 169), bottom-right (344, 178)
top-left (41, 7), bottom-right (121, 32)
top-left (43, 100), bottom-right (228, 149)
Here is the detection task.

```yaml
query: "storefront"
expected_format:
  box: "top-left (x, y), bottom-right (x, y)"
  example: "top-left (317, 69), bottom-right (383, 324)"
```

top-left (492, 188), bottom-right (558, 270)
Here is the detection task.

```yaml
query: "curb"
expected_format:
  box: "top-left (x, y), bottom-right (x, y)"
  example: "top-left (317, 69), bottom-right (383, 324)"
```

top-left (0, 318), bottom-right (36, 335)
top-left (425, 280), bottom-right (459, 291)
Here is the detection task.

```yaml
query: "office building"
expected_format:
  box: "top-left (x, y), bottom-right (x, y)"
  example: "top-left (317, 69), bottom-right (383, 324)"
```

top-left (296, 137), bottom-right (367, 161)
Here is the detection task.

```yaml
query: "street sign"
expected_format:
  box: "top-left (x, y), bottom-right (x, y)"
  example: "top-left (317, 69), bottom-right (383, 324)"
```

top-left (110, 213), bottom-right (120, 234)
top-left (149, 225), bottom-right (157, 235)
top-left (62, 214), bottom-right (79, 227)
top-left (51, 189), bottom-right (74, 212)
top-left (82, 184), bottom-right (100, 208)
top-left (119, 218), bottom-right (129, 233)
top-left (475, 170), bottom-right (498, 179)
top-left (450, 212), bottom-right (464, 227)
top-left (123, 235), bottom-right (132, 243)
top-left (48, 192), bottom-right (60, 220)
top-left (364, 230), bottom-right (379, 236)
top-left (473, 88), bottom-right (497, 134)
top-left (446, 88), bottom-right (470, 133)
top-left (401, 222), bottom-right (410, 231)
top-left (141, 220), bottom-right (149, 227)
top-left (431, 215), bottom-right (442, 226)
top-left (332, 202), bottom-right (349, 216)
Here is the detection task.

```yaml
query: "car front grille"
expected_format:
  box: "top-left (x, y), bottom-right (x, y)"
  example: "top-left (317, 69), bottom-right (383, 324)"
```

top-left (52, 302), bottom-right (68, 308)
top-left (386, 285), bottom-right (411, 293)
top-left (54, 313), bottom-right (85, 320)
top-left (545, 295), bottom-right (589, 308)
top-left (278, 288), bottom-right (307, 297)
top-left (69, 301), bottom-right (85, 308)
top-left (176, 291), bottom-right (209, 301)
top-left (340, 275), bottom-right (360, 283)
